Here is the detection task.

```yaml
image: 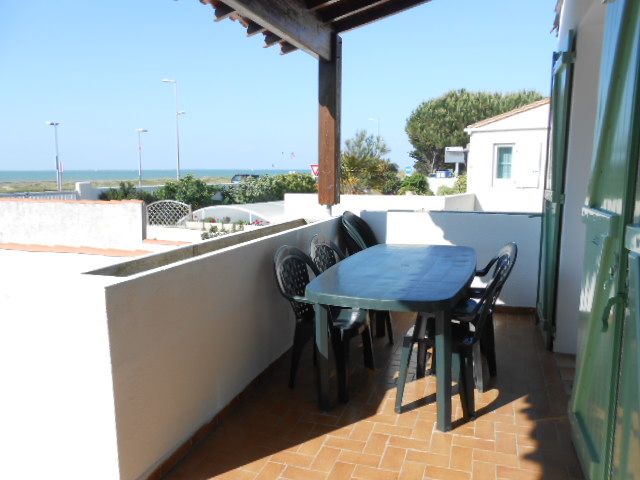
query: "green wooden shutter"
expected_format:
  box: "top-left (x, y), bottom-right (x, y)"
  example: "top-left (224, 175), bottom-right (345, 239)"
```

top-left (536, 31), bottom-right (575, 349)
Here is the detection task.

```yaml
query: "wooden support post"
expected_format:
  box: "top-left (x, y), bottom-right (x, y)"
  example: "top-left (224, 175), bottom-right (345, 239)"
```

top-left (318, 33), bottom-right (341, 206)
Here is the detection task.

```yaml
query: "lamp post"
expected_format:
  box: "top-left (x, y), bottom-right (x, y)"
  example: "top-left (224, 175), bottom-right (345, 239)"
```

top-left (161, 78), bottom-right (185, 180)
top-left (136, 128), bottom-right (148, 187)
top-left (46, 121), bottom-right (62, 191)
top-left (368, 117), bottom-right (380, 138)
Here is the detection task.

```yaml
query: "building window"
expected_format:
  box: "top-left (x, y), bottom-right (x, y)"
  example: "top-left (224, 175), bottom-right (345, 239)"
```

top-left (496, 145), bottom-right (513, 179)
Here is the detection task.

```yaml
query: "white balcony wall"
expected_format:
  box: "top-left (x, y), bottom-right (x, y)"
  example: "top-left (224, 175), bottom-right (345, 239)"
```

top-left (0, 262), bottom-right (120, 479)
top-left (362, 210), bottom-right (541, 307)
top-left (104, 218), bottom-right (339, 480)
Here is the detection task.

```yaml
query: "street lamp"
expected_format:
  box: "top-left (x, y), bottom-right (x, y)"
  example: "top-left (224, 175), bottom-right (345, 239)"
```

top-left (368, 117), bottom-right (380, 137)
top-left (161, 78), bottom-right (185, 180)
top-left (46, 121), bottom-right (62, 191)
top-left (136, 128), bottom-right (148, 187)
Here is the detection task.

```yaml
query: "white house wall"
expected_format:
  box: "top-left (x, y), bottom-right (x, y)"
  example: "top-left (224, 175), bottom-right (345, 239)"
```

top-left (553, 0), bottom-right (606, 354)
top-left (466, 104), bottom-right (549, 213)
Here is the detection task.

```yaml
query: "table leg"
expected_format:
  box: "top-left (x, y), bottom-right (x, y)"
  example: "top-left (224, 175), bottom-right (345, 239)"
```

top-left (314, 303), bottom-right (331, 410)
top-left (435, 310), bottom-right (452, 432)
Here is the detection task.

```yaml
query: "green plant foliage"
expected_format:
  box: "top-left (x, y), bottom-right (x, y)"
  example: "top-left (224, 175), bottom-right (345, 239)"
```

top-left (154, 174), bottom-right (219, 210)
top-left (222, 173), bottom-right (316, 204)
top-left (340, 130), bottom-right (399, 194)
top-left (398, 173), bottom-right (433, 195)
top-left (98, 181), bottom-right (157, 203)
top-left (406, 89), bottom-right (544, 174)
top-left (437, 175), bottom-right (468, 196)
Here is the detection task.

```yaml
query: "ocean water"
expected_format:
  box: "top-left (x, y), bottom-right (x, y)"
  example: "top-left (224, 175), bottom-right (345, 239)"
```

top-left (0, 169), bottom-right (306, 183)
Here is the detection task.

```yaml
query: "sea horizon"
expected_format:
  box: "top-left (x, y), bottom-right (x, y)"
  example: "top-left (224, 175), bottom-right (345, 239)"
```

top-left (0, 168), bottom-right (308, 183)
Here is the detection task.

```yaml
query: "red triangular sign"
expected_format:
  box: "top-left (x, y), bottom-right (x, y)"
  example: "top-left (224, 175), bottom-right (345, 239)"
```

top-left (310, 164), bottom-right (319, 176)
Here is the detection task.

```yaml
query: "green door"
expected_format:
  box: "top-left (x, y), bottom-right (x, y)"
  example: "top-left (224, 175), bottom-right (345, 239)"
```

top-left (613, 225), bottom-right (640, 479)
top-left (570, 1), bottom-right (640, 478)
top-left (537, 31), bottom-right (575, 350)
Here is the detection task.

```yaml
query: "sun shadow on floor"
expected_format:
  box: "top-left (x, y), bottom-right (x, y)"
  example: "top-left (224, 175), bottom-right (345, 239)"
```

top-left (164, 313), bottom-right (583, 480)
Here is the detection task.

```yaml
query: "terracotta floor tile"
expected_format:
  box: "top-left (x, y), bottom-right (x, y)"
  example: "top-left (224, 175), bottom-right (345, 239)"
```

top-left (471, 461), bottom-right (497, 480)
top-left (352, 464), bottom-right (399, 480)
top-left (449, 446), bottom-right (472, 472)
top-left (398, 461), bottom-right (426, 480)
top-left (255, 462), bottom-right (285, 480)
top-left (496, 465), bottom-right (544, 480)
top-left (337, 450), bottom-right (381, 468)
top-left (380, 446), bottom-right (407, 471)
top-left (388, 435), bottom-right (429, 452)
top-left (162, 314), bottom-right (584, 480)
top-left (424, 465), bottom-right (471, 480)
top-left (310, 447), bottom-right (342, 472)
top-left (325, 436), bottom-right (366, 452)
top-left (268, 451), bottom-right (313, 468)
top-left (429, 432), bottom-right (453, 456)
top-left (326, 462), bottom-right (356, 480)
top-left (280, 465), bottom-right (327, 480)
top-left (363, 432), bottom-right (390, 456)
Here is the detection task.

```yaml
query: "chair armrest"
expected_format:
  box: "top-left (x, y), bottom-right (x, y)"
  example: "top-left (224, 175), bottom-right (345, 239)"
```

top-left (475, 257), bottom-right (497, 277)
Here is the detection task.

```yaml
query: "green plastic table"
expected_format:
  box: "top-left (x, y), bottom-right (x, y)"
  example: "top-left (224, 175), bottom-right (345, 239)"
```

top-left (305, 244), bottom-right (477, 432)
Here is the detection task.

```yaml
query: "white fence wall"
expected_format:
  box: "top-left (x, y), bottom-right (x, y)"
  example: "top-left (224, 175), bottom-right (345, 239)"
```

top-left (0, 199), bottom-right (146, 249)
top-left (362, 210), bottom-right (541, 307)
top-left (284, 193), bottom-right (476, 220)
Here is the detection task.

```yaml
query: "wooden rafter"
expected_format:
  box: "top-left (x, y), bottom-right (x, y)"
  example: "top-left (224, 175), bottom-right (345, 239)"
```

top-left (213, 2), bottom-right (236, 21)
top-left (245, 20), bottom-right (265, 36)
top-left (263, 31), bottom-right (282, 47)
top-left (305, 0), bottom-right (339, 10)
top-left (332, 0), bottom-right (432, 32)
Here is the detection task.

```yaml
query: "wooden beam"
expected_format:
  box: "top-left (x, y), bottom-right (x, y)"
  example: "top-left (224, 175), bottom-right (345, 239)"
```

top-left (332, 0), bottom-right (431, 32)
top-left (219, 0), bottom-right (333, 60)
top-left (318, 33), bottom-right (341, 206)
top-left (318, 0), bottom-right (388, 23)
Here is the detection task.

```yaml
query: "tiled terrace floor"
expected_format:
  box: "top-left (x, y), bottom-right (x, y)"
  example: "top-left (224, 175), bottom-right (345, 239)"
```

top-left (165, 313), bottom-right (583, 480)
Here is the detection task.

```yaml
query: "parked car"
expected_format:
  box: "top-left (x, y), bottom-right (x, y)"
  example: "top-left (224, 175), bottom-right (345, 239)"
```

top-left (230, 173), bottom-right (259, 183)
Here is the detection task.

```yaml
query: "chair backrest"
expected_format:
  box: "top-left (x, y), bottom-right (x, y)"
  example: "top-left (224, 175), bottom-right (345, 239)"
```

top-left (341, 211), bottom-right (379, 254)
top-left (469, 243), bottom-right (518, 342)
top-left (310, 234), bottom-right (345, 273)
top-left (273, 245), bottom-right (319, 321)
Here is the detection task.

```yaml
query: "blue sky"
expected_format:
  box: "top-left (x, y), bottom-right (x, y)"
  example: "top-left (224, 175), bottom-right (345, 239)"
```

top-left (0, 0), bottom-right (557, 172)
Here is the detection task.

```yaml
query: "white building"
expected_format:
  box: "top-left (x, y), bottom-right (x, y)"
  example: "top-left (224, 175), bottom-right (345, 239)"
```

top-left (464, 98), bottom-right (550, 212)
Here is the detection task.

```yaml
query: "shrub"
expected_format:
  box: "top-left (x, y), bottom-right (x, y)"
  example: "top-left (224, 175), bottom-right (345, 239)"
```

top-left (437, 175), bottom-right (467, 196)
top-left (155, 174), bottom-right (219, 210)
top-left (222, 173), bottom-right (316, 204)
top-left (398, 173), bottom-right (433, 195)
top-left (99, 181), bottom-right (157, 203)
top-left (381, 176), bottom-right (403, 195)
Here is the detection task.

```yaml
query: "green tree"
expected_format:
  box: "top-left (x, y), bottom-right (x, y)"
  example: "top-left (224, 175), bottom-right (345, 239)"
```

top-left (398, 173), bottom-right (433, 195)
top-left (406, 89), bottom-right (544, 174)
top-left (155, 174), bottom-right (219, 210)
top-left (340, 130), bottom-right (399, 194)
